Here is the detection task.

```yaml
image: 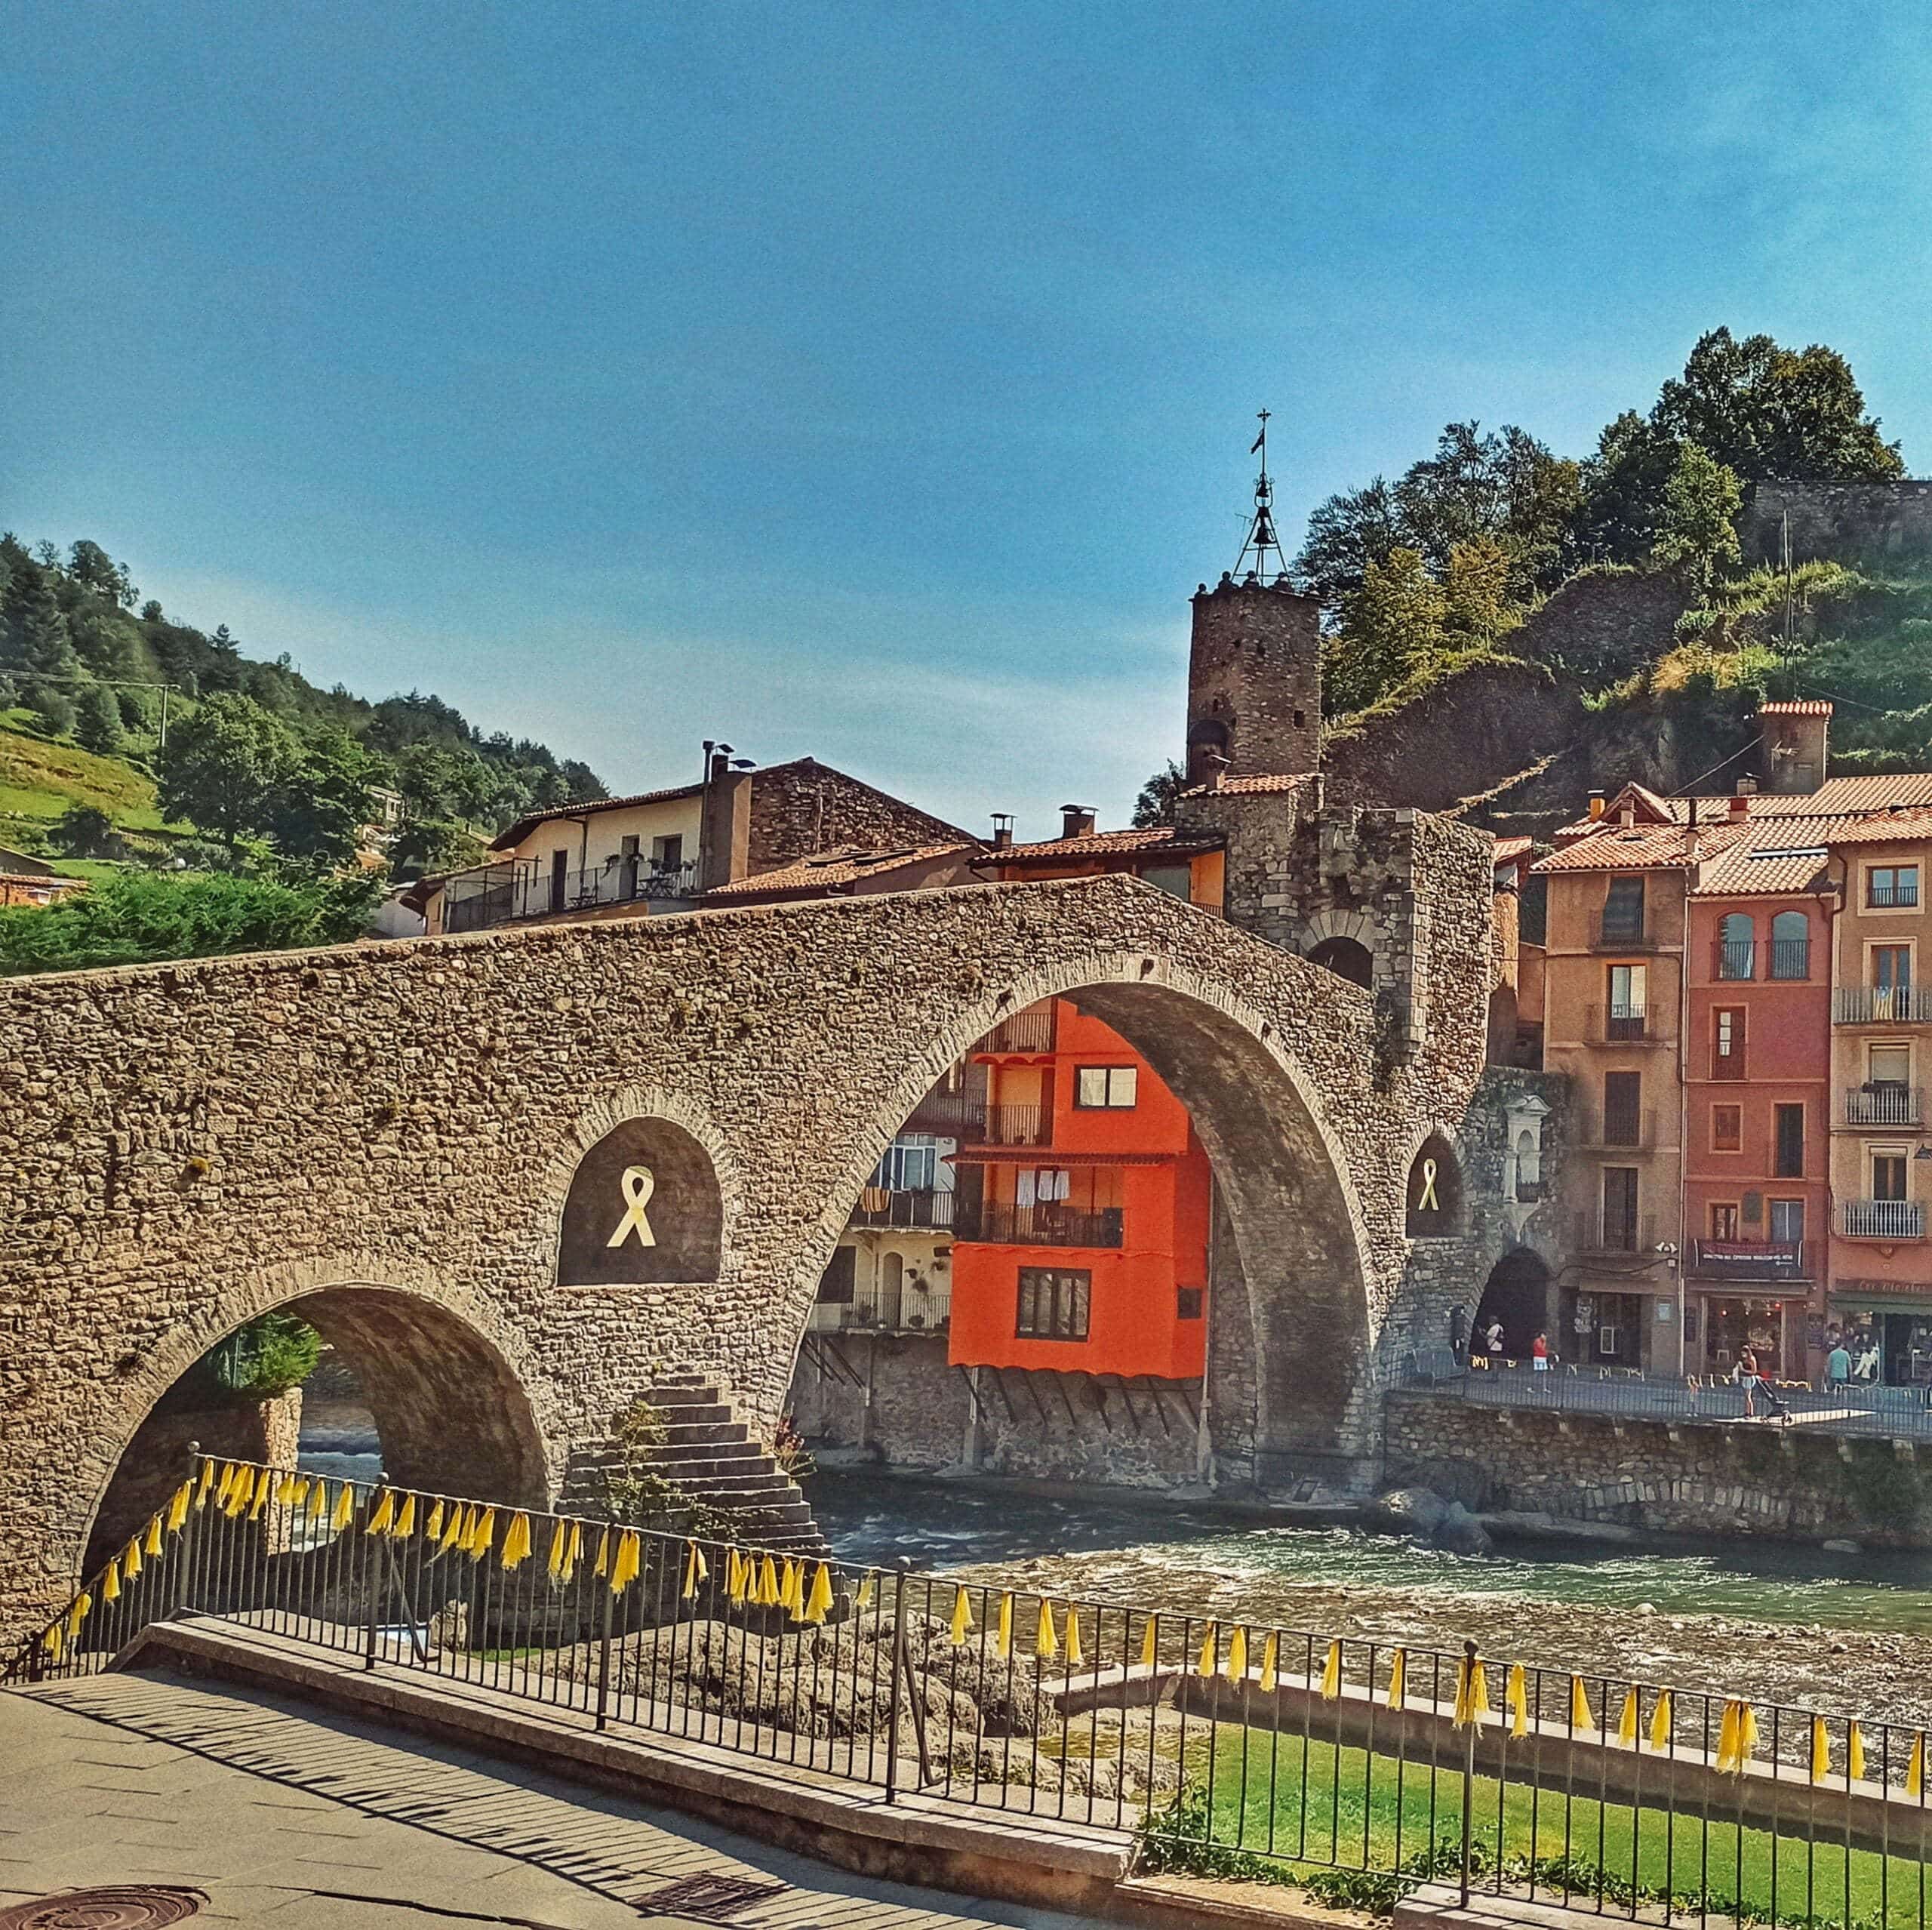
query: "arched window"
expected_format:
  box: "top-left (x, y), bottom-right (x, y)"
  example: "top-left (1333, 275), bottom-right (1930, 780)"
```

top-left (1407, 1134), bottom-right (1462, 1236)
top-left (1513, 1127), bottom-right (1541, 1199)
top-left (1309, 935), bottom-right (1374, 989)
top-left (1770, 909), bottom-right (1810, 980)
top-left (1717, 913), bottom-right (1755, 981)
top-left (1186, 716), bottom-right (1232, 783)
top-left (880, 1251), bottom-right (905, 1328)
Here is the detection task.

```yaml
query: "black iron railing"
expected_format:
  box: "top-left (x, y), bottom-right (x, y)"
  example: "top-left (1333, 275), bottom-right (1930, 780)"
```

top-left (969, 1105), bottom-right (1051, 1147)
top-left (848, 1187), bottom-right (956, 1230)
top-left (955, 1202), bottom-right (1125, 1248)
top-left (1714, 939), bottom-right (1756, 981)
top-left (975, 1008), bottom-right (1056, 1054)
top-left (14, 1451), bottom-right (1932, 1925)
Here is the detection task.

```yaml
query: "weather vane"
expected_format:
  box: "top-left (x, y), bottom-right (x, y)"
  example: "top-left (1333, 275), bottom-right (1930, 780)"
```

top-left (1232, 408), bottom-right (1289, 581)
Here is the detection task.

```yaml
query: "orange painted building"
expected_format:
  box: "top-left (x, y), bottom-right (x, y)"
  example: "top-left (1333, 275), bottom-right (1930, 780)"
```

top-left (946, 996), bottom-right (1212, 1381)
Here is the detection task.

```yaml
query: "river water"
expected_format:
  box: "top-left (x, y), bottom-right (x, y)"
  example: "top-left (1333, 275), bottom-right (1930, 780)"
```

top-left (809, 1471), bottom-right (1932, 1728)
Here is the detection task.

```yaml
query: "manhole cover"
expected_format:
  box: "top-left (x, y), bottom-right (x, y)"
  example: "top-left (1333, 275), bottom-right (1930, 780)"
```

top-left (0, 1890), bottom-right (205, 1929)
top-left (632, 1873), bottom-right (789, 1919)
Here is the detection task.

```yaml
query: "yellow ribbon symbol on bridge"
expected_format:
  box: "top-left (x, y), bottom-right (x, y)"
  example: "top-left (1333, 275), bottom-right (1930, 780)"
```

top-left (606, 1165), bottom-right (658, 1249)
top-left (1417, 1158), bottom-right (1440, 1212)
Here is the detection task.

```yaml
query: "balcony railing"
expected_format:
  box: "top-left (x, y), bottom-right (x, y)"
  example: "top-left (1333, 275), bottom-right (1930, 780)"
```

top-left (968, 1104), bottom-right (1051, 1147)
top-left (809, 1279), bottom-right (952, 1333)
top-left (1769, 938), bottom-right (1810, 980)
top-left (1869, 881), bottom-right (1920, 909)
top-left (1595, 915), bottom-right (1648, 950)
top-left (1577, 1107), bottom-right (1656, 1151)
top-left (1689, 1239), bottom-right (1807, 1282)
top-left (1713, 940), bottom-right (1755, 981)
top-left (848, 1187), bottom-right (956, 1230)
top-left (1835, 986), bottom-right (1932, 1024)
top-left (1570, 1211), bottom-right (1655, 1257)
top-left (1585, 1004), bottom-right (1657, 1045)
top-left (956, 1202), bottom-right (1124, 1248)
top-left (1845, 1085), bottom-right (1924, 1128)
top-left (441, 859), bottom-right (697, 933)
top-left (904, 1088), bottom-right (986, 1137)
top-left (975, 1008), bottom-right (1056, 1055)
top-left (1841, 1199), bottom-right (1927, 1240)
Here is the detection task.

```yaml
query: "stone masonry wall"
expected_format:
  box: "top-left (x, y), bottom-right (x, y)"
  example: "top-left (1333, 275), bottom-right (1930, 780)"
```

top-left (748, 759), bottom-right (971, 876)
top-left (0, 869), bottom-right (1498, 1639)
top-left (1743, 482), bottom-right (1932, 566)
top-left (1383, 1391), bottom-right (1932, 1543)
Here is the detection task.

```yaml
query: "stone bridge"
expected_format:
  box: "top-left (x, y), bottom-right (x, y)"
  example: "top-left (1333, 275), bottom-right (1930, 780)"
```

top-left (0, 864), bottom-right (1547, 1640)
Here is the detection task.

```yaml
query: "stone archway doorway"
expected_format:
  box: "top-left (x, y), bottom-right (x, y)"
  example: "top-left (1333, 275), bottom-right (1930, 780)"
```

top-left (1473, 1248), bottom-right (1551, 1360)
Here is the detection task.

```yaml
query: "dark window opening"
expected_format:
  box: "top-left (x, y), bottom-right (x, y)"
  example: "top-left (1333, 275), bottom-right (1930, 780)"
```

top-left (816, 1245), bottom-right (856, 1305)
top-left (1774, 1104), bottom-right (1805, 1178)
top-left (1602, 1070), bottom-right (1642, 1147)
top-left (1601, 876), bottom-right (1646, 943)
top-left (1177, 1287), bottom-right (1204, 1320)
top-left (1017, 1267), bottom-right (1091, 1340)
top-left (1309, 935), bottom-right (1374, 988)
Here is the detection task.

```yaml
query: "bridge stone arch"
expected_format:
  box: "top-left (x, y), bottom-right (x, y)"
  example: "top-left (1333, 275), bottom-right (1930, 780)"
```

top-left (0, 870), bottom-right (1500, 1636)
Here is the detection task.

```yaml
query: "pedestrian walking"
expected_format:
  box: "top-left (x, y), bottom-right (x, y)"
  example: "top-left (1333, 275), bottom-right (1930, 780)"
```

top-left (1531, 1331), bottom-right (1549, 1372)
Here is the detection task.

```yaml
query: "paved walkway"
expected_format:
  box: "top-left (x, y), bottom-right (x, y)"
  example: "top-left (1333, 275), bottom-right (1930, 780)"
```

top-left (0, 1673), bottom-right (1088, 1929)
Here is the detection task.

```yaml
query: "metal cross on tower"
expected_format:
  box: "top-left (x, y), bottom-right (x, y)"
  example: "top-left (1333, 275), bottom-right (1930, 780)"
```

top-left (1232, 408), bottom-right (1291, 582)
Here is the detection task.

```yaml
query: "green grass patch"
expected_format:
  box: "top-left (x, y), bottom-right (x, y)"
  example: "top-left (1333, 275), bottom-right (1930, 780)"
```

top-left (0, 713), bottom-right (174, 830)
top-left (1139, 1730), bottom-right (1932, 1927)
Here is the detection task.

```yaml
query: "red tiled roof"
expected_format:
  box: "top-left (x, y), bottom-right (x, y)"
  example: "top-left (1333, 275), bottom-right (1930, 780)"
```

top-left (988, 826), bottom-right (1217, 863)
top-left (1824, 806), bottom-right (1932, 845)
top-left (702, 842), bottom-right (978, 897)
top-left (1492, 836), bottom-right (1535, 866)
top-left (1759, 700), bottom-right (1834, 717)
top-left (488, 778), bottom-right (707, 851)
top-left (1180, 771), bottom-right (1315, 798)
top-left (1555, 771), bottom-right (1932, 841)
top-left (1690, 818), bottom-right (1839, 897)
top-left (1532, 820), bottom-right (1750, 874)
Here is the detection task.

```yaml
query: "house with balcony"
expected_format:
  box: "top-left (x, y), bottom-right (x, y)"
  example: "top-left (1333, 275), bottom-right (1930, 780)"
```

top-left (1826, 807), bottom-right (1932, 1383)
top-left (945, 997), bottom-right (1212, 1384)
top-left (402, 750), bottom-right (971, 935)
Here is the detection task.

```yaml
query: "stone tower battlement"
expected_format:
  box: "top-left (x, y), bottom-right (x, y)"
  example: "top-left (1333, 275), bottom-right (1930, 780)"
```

top-left (1186, 572), bottom-right (1323, 785)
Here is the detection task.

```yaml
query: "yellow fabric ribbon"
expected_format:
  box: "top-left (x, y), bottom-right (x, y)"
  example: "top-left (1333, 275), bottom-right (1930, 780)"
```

top-left (122, 1536), bottom-right (143, 1583)
top-left (1617, 1689), bottom-right (1638, 1747)
top-left (1811, 1716), bottom-right (1832, 1785)
top-left (1035, 1599), bottom-right (1059, 1660)
top-left (757, 1555), bottom-right (779, 1607)
top-left (1225, 1627), bottom-right (1247, 1682)
top-left (287, 1477), bottom-right (311, 1513)
top-left (1648, 1689), bottom-right (1673, 1752)
top-left (443, 1504), bottom-right (471, 1554)
top-left (1908, 1733), bottom-right (1924, 1799)
top-left (195, 1460), bottom-right (215, 1507)
top-left (1386, 1648), bottom-right (1407, 1711)
top-left (594, 1527), bottom-right (611, 1577)
top-left (366, 1489), bottom-right (397, 1536)
top-left (66, 1591), bottom-right (92, 1641)
top-left (680, 1541), bottom-right (708, 1599)
top-left (276, 1473), bottom-right (303, 1505)
top-left (1849, 1721), bottom-right (1866, 1784)
top-left (1064, 1609), bottom-right (1084, 1669)
top-left (308, 1480), bottom-right (333, 1522)
top-left (469, 1508), bottom-right (497, 1560)
top-left (166, 1485), bottom-right (191, 1534)
top-left (392, 1494), bottom-right (417, 1539)
top-left (42, 1624), bottom-right (63, 1663)
top-left (426, 1501), bottom-right (445, 1541)
top-left (854, 1574), bottom-right (875, 1613)
top-left (804, 1562), bottom-right (834, 1625)
top-left (1260, 1633), bottom-right (1279, 1695)
top-left (949, 1587), bottom-right (974, 1647)
top-left (1319, 1640), bottom-right (1341, 1700)
top-left (1506, 1663), bottom-right (1528, 1740)
top-left (500, 1513), bottom-right (533, 1571)
top-left (1570, 1676), bottom-right (1595, 1733)
top-left (611, 1530), bottom-right (641, 1594)
top-left (780, 1559), bottom-right (802, 1616)
top-left (995, 1591), bottom-right (1012, 1658)
top-left (215, 1464), bottom-right (237, 1510)
top-left (1715, 1700), bottom-right (1758, 1775)
top-left (1195, 1622), bottom-right (1217, 1679)
top-left (102, 1557), bottom-right (120, 1604)
top-left (1139, 1616), bottom-right (1156, 1670)
top-left (1453, 1655), bottom-right (1490, 1730)
top-left (248, 1467), bottom-right (272, 1520)
top-left (724, 1547), bottom-right (746, 1603)
top-left (331, 1482), bottom-right (355, 1531)
top-left (146, 1511), bottom-right (166, 1556)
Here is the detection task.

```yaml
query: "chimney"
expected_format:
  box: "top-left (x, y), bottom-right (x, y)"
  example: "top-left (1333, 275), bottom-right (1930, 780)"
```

top-left (700, 759), bottom-right (753, 891)
top-left (989, 812), bottom-right (1014, 851)
top-left (1588, 791), bottom-right (1605, 820)
top-left (1060, 804), bottom-right (1097, 840)
top-left (1727, 789), bottom-right (1752, 822)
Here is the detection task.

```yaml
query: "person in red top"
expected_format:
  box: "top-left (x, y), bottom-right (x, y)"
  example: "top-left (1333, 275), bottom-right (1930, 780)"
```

top-left (1531, 1332), bottom-right (1549, 1372)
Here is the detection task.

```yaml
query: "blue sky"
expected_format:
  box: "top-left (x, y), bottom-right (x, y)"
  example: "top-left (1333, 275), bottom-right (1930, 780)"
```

top-left (5, 3), bottom-right (1929, 836)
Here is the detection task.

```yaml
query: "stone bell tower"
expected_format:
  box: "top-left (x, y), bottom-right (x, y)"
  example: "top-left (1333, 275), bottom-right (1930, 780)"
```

top-left (1186, 414), bottom-right (1324, 785)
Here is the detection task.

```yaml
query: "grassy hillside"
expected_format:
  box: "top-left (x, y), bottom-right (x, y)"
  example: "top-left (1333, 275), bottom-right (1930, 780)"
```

top-left (0, 709), bottom-right (181, 866)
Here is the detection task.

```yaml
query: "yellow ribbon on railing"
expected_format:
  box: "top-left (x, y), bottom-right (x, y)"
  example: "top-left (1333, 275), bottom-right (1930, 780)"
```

top-left (1649, 1690), bottom-right (1673, 1752)
top-left (468, 1508), bottom-right (497, 1561)
top-left (1849, 1721), bottom-right (1866, 1784)
top-left (1506, 1664), bottom-right (1528, 1739)
top-left (122, 1535), bottom-right (142, 1584)
top-left (782, 1560), bottom-right (804, 1618)
top-left (195, 1460), bottom-right (215, 1507)
top-left (679, 1541), bottom-right (707, 1600)
top-left (249, 1467), bottom-right (272, 1521)
top-left (1386, 1648), bottom-right (1407, 1711)
top-left (949, 1587), bottom-right (974, 1647)
top-left (166, 1484), bottom-right (191, 1534)
top-left (1810, 1717), bottom-right (1832, 1786)
top-left (854, 1574), bottom-right (875, 1614)
top-left (102, 1557), bottom-right (120, 1604)
top-left (1453, 1654), bottom-right (1490, 1731)
top-left (500, 1513), bottom-right (532, 1571)
top-left (276, 1473), bottom-right (303, 1506)
top-left (66, 1591), bottom-right (91, 1642)
top-left (331, 1482), bottom-right (355, 1532)
top-left (1260, 1633), bottom-right (1279, 1695)
top-left (42, 1624), bottom-right (63, 1663)
top-left (1195, 1622), bottom-right (1217, 1679)
top-left (426, 1500), bottom-right (445, 1541)
top-left (1064, 1609), bottom-right (1084, 1669)
top-left (756, 1555), bottom-right (779, 1607)
top-left (1319, 1640), bottom-right (1342, 1701)
top-left (146, 1510), bottom-right (166, 1557)
top-left (445, 1504), bottom-right (472, 1554)
top-left (1225, 1627), bottom-right (1247, 1682)
top-left (1715, 1700), bottom-right (1758, 1775)
top-left (1035, 1600), bottom-right (1058, 1661)
top-left (1139, 1615), bottom-right (1157, 1670)
top-left (392, 1494), bottom-right (417, 1539)
top-left (215, 1464), bottom-right (237, 1511)
top-left (1617, 1690), bottom-right (1638, 1747)
top-left (365, 1490), bottom-right (396, 1536)
top-left (593, 1527), bottom-right (612, 1578)
top-left (609, 1530), bottom-right (641, 1595)
top-left (995, 1591), bottom-right (1011, 1658)
top-left (722, 1547), bottom-right (743, 1602)
top-left (307, 1480), bottom-right (332, 1524)
top-left (804, 1562), bottom-right (833, 1625)
top-left (555, 1522), bottom-right (582, 1584)
top-left (1570, 1676), bottom-right (1596, 1733)
top-left (1909, 1734), bottom-right (1924, 1800)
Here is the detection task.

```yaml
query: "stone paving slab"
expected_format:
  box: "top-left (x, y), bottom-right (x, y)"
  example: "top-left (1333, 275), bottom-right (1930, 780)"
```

top-left (0, 1673), bottom-right (1087, 1928)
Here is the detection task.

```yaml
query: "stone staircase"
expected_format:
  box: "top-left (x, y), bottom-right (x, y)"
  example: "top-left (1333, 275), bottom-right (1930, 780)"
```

top-left (571, 1372), bottom-right (828, 1558)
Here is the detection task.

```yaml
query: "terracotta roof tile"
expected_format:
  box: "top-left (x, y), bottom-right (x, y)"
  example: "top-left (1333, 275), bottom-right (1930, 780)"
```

top-left (1758, 700), bottom-right (1834, 716)
top-left (703, 842), bottom-right (977, 897)
top-left (1180, 771), bottom-right (1315, 797)
top-left (1492, 836), bottom-right (1535, 866)
top-left (1691, 818), bottom-right (1839, 896)
top-left (1824, 806), bottom-right (1932, 845)
top-left (991, 826), bottom-right (1217, 863)
top-left (1532, 820), bottom-right (1750, 874)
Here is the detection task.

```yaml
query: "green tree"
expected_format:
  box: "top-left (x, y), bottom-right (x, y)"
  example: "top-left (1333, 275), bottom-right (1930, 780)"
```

top-left (264, 726), bottom-right (378, 867)
top-left (0, 870), bottom-right (381, 976)
top-left (0, 557), bottom-right (81, 697)
top-left (73, 682), bottom-right (123, 755)
top-left (1440, 537), bottom-right (1521, 647)
top-left (157, 692), bottom-right (299, 851)
top-left (56, 804), bottom-right (122, 860)
top-left (1131, 760), bottom-right (1186, 828)
top-left (1651, 443), bottom-right (1744, 591)
top-left (1653, 328), bottom-right (1903, 484)
top-left (1327, 546), bottom-right (1449, 713)
top-left (66, 540), bottom-right (137, 608)
top-left (390, 817), bottom-right (488, 879)
top-left (1574, 411), bottom-right (1684, 565)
